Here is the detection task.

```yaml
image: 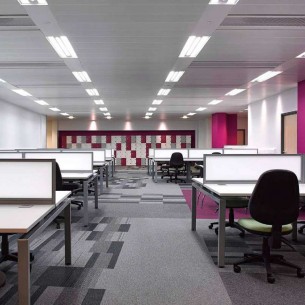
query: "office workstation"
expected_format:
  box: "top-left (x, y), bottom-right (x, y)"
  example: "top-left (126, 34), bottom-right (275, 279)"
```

top-left (1, 0), bottom-right (305, 304)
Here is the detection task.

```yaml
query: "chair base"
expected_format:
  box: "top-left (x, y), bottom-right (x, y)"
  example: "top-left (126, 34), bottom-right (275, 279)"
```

top-left (0, 271), bottom-right (5, 288)
top-left (72, 200), bottom-right (83, 210)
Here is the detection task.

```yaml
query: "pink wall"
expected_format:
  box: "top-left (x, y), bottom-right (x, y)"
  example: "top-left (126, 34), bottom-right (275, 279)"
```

top-left (298, 80), bottom-right (305, 153)
top-left (212, 113), bottom-right (237, 148)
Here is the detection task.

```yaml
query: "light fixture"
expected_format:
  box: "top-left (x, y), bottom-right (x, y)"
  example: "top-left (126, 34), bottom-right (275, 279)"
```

top-left (182, 115), bottom-right (188, 119)
top-left (209, 0), bottom-right (239, 4)
top-left (179, 36), bottom-right (211, 58)
top-left (157, 89), bottom-right (171, 96)
top-left (103, 112), bottom-right (111, 116)
top-left (99, 107), bottom-right (108, 112)
top-left (46, 36), bottom-right (77, 58)
top-left (165, 71), bottom-right (184, 82)
top-left (208, 99), bottom-right (223, 105)
top-left (68, 116), bottom-right (74, 119)
top-left (72, 71), bottom-right (91, 82)
top-left (187, 113), bottom-right (196, 116)
top-left (0, 79), bottom-right (6, 83)
top-left (60, 113), bottom-right (69, 116)
top-left (94, 100), bottom-right (104, 105)
top-left (49, 107), bottom-right (60, 112)
top-left (296, 52), bottom-right (305, 58)
top-left (251, 71), bottom-right (282, 83)
top-left (12, 89), bottom-right (32, 96)
top-left (106, 116), bottom-right (112, 120)
top-left (18, 0), bottom-right (48, 5)
top-left (225, 88), bottom-right (246, 96)
top-left (196, 107), bottom-right (207, 111)
top-left (152, 100), bottom-right (163, 105)
top-left (245, 108), bottom-right (248, 111)
top-left (148, 107), bottom-right (157, 111)
top-left (146, 112), bottom-right (153, 116)
top-left (86, 89), bottom-right (99, 96)
top-left (144, 116), bottom-right (151, 119)
top-left (34, 100), bottom-right (49, 106)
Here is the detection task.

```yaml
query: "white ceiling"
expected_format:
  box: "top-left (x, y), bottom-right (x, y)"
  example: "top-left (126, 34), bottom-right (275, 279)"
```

top-left (0, 0), bottom-right (305, 121)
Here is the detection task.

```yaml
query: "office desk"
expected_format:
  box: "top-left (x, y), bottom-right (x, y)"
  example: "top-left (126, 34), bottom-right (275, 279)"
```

top-left (0, 191), bottom-right (71, 305)
top-left (93, 161), bottom-right (109, 192)
top-left (62, 172), bottom-right (98, 226)
top-left (191, 179), bottom-right (305, 268)
top-left (106, 157), bottom-right (115, 177)
top-left (147, 156), bottom-right (153, 175)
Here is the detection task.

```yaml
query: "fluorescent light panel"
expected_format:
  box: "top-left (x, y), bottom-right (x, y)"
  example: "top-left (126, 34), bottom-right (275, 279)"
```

top-left (209, 0), bottom-right (239, 4)
top-left (94, 100), bottom-right (104, 105)
top-left (46, 36), bottom-right (77, 58)
top-left (0, 79), bottom-right (6, 83)
top-left (208, 99), bottom-right (223, 105)
top-left (18, 0), bottom-right (48, 5)
top-left (146, 112), bottom-right (153, 116)
top-left (196, 107), bottom-right (206, 111)
top-left (225, 88), bottom-right (246, 96)
top-left (152, 100), bottom-right (163, 105)
top-left (148, 107), bottom-right (156, 111)
top-left (106, 116), bottom-right (112, 120)
top-left (49, 107), bottom-right (60, 112)
top-left (103, 112), bottom-right (111, 116)
top-left (34, 100), bottom-right (49, 106)
top-left (12, 89), bottom-right (32, 96)
top-left (296, 52), bottom-right (305, 58)
top-left (99, 107), bottom-right (108, 111)
top-left (157, 89), bottom-right (171, 96)
top-left (182, 115), bottom-right (188, 119)
top-left (60, 113), bottom-right (69, 116)
top-left (165, 71), bottom-right (184, 82)
top-left (187, 113), bottom-right (196, 116)
top-left (68, 116), bottom-right (74, 119)
top-left (144, 116), bottom-right (150, 119)
top-left (179, 36), bottom-right (211, 58)
top-left (251, 71), bottom-right (282, 83)
top-left (72, 71), bottom-right (91, 82)
top-left (86, 89), bottom-right (99, 96)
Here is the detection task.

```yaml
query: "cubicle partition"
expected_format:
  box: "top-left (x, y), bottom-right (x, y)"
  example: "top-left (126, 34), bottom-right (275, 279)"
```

top-left (0, 152), bottom-right (23, 159)
top-left (154, 149), bottom-right (189, 159)
top-left (204, 154), bottom-right (303, 183)
top-left (63, 149), bottom-right (105, 163)
top-left (223, 148), bottom-right (258, 155)
top-left (188, 149), bottom-right (223, 159)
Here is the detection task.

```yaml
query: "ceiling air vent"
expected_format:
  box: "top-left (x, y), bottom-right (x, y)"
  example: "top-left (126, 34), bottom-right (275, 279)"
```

top-left (221, 15), bottom-right (305, 27)
top-left (0, 15), bottom-right (36, 27)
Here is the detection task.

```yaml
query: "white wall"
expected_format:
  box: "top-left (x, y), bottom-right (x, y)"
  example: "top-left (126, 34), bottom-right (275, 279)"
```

top-left (0, 99), bottom-right (46, 149)
top-left (58, 117), bottom-right (212, 148)
top-left (248, 88), bottom-right (297, 153)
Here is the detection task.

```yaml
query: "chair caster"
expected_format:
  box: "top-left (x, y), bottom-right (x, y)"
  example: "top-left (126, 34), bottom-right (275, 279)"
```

top-left (233, 265), bottom-right (241, 273)
top-left (267, 274), bottom-right (275, 284)
top-left (78, 206), bottom-right (81, 210)
top-left (297, 269), bottom-right (305, 278)
top-left (215, 228), bottom-right (218, 235)
top-left (30, 253), bottom-right (34, 262)
top-left (208, 224), bottom-right (213, 229)
top-left (298, 228), bottom-right (304, 234)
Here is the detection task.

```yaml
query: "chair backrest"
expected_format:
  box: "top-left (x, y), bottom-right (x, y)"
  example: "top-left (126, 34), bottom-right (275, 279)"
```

top-left (169, 152), bottom-right (184, 167)
top-left (249, 169), bottom-right (299, 248)
top-left (212, 152), bottom-right (221, 155)
top-left (55, 162), bottom-right (63, 191)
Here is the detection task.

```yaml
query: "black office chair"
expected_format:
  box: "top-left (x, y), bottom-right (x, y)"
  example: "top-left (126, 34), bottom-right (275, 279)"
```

top-left (160, 161), bottom-right (171, 179)
top-left (167, 152), bottom-right (186, 184)
top-left (233, 170), bottom-right (304, 283)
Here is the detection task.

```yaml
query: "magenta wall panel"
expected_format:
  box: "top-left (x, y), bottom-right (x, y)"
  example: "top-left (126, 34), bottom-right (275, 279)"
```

top-left (58, 130), bottom-right (195, 166)
top-left (227, 114), bottom-right (237, 145)
top-left (298, 80), bottom-right (305, 153)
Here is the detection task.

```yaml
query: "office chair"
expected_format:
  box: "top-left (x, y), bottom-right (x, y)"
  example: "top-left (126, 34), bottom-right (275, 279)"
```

top-left (160, 161), bottom-right (171, 179)
top-left (167, 152), bottom-right (186, 184)
top-left (233, 170), bottom-right (304, 283)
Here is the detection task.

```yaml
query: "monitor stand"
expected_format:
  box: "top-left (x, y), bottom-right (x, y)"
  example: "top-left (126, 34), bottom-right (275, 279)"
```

top-left (0, 271), bottom-right (6, 288)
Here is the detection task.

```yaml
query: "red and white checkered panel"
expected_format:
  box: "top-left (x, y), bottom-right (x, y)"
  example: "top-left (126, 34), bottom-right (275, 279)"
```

top-left (59, 131), bottom-right (195, 166)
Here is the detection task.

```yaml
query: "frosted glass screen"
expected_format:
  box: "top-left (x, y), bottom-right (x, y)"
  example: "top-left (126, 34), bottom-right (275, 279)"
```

top-left (0, 153), bottom-right (22, 159)
top-left (0, 161), bottom-right (53, 198)
top-left (105, 149), bottom-right (112, 158)
top-left (63, 150), bottom-right (105, 162)
top-left (205, 155), bottom-right (302, 182)
top-left (25, 152), bottom-right (93, 171)
top-left (189, 149), bottom-right (223, 158)
top-left (223, 149), bottom-right (258, 155)
top-left (154, 149), bottom-right (188, 159)
top-left (149, 149), bottom-right (154, 157)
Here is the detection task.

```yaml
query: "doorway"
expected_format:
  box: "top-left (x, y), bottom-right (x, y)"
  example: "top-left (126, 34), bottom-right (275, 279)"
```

top-left (281, 111), bottom-right (297, 154)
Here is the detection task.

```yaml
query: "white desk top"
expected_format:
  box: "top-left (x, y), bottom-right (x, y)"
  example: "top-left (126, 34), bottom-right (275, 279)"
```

top-left (0, 191), bottom-right (70, 233)
top-left (192, 178), bottom-right (305, 196)
top-left (62, 172), bottom-right (94, 180)
top-left (153, 158), bottom-right (202, 162)
top-left (94, 162), bottom-right (107, 166)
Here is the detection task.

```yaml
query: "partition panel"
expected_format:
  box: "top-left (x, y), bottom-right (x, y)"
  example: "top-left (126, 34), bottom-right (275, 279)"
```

top-left (63, 149), bottom-right (105, 162)
top-left (223, 149), bottom-right (258, 154)
top-left (189, 149), bottom-right (223, 159)
top-left (154, 149), bottom-right (188, 159)
top-left (105, 149), bottom-right (112, 159)
top-left (149, 148), bottom-right (154, 157)
top-left (0, 153), bottom-right (23, 159)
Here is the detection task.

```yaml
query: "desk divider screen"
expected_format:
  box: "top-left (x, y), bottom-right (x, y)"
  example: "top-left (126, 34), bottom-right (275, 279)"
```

top-left (0, 159), bottom-right (55, 204)
top-left (63, 149), bottom-right (105, 163)
top-left (154, 149), bottom-right (189, 159)
top-left (0, 152), bottom-right (23, 159)
top-left (149, 148), bottom-right (154, 157)
top-left (24, 152), bottom-right (93, 172)
top-left (105, 149), bottom-right (112, 159)
top-left (188, 149), bottom-right (223, 159)
top-left (223, 148), bottom-right (258, 154)
top-left (204, 154), bottom-right (303, 183)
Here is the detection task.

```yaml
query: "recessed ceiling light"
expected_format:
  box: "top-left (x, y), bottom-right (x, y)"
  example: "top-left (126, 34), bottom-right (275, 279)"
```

top-left (60, 113), bottom-right (69, 116)
top-left (68, 116), bottom-right (74, 119)
top-left (106, 116), bottom-right (112, 120)
top-left (208, 99), bottom-right (223, 105)
top-left (49, 107), bottom-right (60, 112)
top-left (103, 112), bottom-right (111, 116)
top-left (148, 107), bottom-right (157, 111)
top-left (179, 36), bottom-right (211, 58)
top-left (251, 71), bottom-right (282, 83)
top-left (72, 71), bottom-right (91, 82)
top-left (296, 52), bottom-right (305, 58)
top-left (187, 113), bottom-right (196, 116)
top-left (12, 89), bottom-right (32, 96)
top-left (18, 0), bottom-right (48, 5)
top-left (94, 100), bottom-right (104, 105)
top-left (209, 0), bottom-right (239, 4)
top-left (157, 89), bottom-right (171, 96)
top-left (225, 88), bottom-right (246, 96)
top-left (182, 115), bottom-right (188, 119)
top-left (144, 116), bottom-right (151, 119)
top-left (152, 100), bottom-right (163, 105)
top-left (34, 100), bottom-right (49, 106)
top-left (86, 89), bottom-right (99, 96)
top-left (165, 71), bottom-right (184, 82)
top-left (99, 107), bottom-right (108, 112)
top-left (146, 112), bottom-right (153, 116)
top-left (0, 79), bottom-right (6, 83)
top-left (196, 107), bottom-right (207, 111)
top-left (46, 36), bottom-right (77, 58)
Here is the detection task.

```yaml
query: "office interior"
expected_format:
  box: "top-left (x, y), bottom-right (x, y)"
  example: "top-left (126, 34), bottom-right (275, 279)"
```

top-left (1, 0), bottom-right (305, 304)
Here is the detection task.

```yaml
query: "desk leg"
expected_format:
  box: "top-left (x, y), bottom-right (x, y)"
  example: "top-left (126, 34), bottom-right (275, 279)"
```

top-left (191, 185), bottom-right (197, 231)
top-left (112, 159), bottom-right (114, 177)
top-left (186, 162), bottom-right (191, 183)
top-left (292, 221), bottom-right (298, 241)
top-left (106, 166), bottom-right (109, 188)
top-left (83, 180), bottom-right (89, 226)
top-left (99, 168), bottom-right (104, 195)
top-left (94, 175), bottom-right (98, 209)
top-left (147, 159), bottom-right (150, 175)
top-left (64, 202), bottom-right (72, 265)
top-left (218, 199), bottom-right (226, 268)
top-left (154, 161), bottom-right (158, 183)
top-left (18, 239), bottom-right (30, 305)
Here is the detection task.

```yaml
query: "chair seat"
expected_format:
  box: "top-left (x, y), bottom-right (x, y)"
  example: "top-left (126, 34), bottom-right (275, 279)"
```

top-left (238, 218), bottom-right (293, 234)
top-left (61, 183), bottom-right (80, 191)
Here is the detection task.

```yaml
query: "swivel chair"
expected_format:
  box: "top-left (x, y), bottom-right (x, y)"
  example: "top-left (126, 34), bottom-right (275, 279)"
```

top-left (167, 152), bottom-right (186, 184)
top-left (233, 170), bottom-right (304, 283)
